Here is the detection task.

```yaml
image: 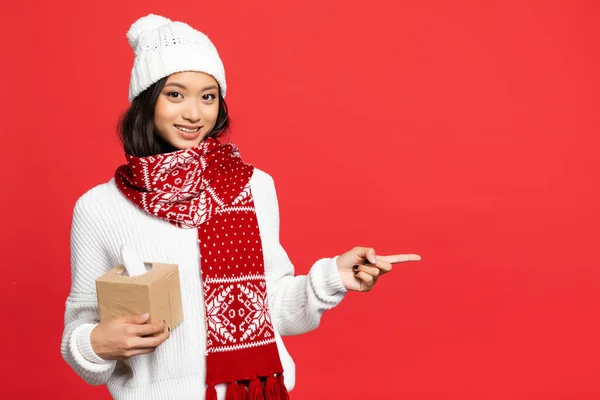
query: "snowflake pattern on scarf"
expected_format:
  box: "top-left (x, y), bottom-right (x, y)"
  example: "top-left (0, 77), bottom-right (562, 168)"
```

top-left (115, 138), bottom-right (286, 392)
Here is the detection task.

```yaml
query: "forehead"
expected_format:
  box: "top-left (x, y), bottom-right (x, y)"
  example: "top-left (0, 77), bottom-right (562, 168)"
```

top-left (166, 71), bottom-right (218, 88)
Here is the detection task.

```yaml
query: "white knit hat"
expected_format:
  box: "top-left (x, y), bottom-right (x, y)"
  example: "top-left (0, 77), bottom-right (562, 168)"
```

top-left (127, 14), bottom-right (227, 102)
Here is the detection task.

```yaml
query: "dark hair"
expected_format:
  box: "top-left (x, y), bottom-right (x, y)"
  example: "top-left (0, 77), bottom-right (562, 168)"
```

top-left (118, 77), bottom-right (230, 157)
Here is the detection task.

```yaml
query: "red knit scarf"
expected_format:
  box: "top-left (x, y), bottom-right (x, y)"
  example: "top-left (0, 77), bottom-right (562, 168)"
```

top-left (115, 137), bottom-right (289, 399)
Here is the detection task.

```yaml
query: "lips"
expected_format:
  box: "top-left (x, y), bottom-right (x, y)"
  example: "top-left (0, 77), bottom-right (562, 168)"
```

top-left (174, 124), bottom-right (201, 133)
top-left (174, 125), bottom-right (203, 140)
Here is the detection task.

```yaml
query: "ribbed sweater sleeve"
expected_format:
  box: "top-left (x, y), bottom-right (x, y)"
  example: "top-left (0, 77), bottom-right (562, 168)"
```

top-left (60, 194), bottom-right (117, 385)
top-left (253, 171), bottom-right (347, 336)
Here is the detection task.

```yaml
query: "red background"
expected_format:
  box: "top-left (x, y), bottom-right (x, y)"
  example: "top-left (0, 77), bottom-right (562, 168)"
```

top-left (1, 0), bottom-right (599, 399)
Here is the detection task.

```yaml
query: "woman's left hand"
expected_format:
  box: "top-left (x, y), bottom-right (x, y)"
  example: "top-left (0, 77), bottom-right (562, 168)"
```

top-left (336, 247), bottom-right (421, 292)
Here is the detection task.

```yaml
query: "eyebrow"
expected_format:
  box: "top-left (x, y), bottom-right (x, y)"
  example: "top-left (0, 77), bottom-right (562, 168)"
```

top-left (164, 82), bottom-right (219, 91)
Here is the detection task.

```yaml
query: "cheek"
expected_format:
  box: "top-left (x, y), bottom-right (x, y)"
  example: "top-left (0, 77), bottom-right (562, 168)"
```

top-left (153, 99), bottom-right (176, 137)
top-left (154, 99), bottom-right (167, 124)
top-left (155, 101), bottom-right (180, 125)
top-left (204, 103), bottom-right (220, 123)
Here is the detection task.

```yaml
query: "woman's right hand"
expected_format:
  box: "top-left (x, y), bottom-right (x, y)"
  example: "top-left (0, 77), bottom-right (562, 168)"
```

top-left (90, 313), bottom-right (170, 360)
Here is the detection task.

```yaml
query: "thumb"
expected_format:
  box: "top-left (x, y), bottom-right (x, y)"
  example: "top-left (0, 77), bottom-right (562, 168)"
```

top-left (117, 313), bottom-right (150, 324)
top-left (352, 247), bottom-right (377, 264)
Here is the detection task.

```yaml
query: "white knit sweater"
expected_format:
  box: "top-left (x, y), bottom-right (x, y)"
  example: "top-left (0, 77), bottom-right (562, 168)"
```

top-left (61, 168), bottom-right (347, 399)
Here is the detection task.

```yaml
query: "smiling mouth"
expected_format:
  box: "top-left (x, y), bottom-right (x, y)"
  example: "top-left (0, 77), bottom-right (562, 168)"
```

top-left (174, 125), bottom-right (201, 133)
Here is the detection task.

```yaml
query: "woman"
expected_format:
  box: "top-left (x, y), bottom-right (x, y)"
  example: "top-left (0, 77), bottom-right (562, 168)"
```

top-left (61, 14), bottom-right (421, 400)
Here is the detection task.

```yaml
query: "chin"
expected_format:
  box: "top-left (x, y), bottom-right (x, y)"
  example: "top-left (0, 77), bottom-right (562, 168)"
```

top-left (175, 142), bottom-right (200, 150)
top-left (170, 136), bottom-right (204, 149)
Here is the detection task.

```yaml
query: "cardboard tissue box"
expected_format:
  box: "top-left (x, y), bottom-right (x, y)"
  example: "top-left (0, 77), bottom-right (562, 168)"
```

top-left (96, 262), bottom-right (184, 330)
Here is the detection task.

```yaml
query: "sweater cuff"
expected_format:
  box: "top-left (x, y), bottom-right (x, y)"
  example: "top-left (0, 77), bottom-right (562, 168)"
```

top-left (74, 323), bottom-right (113, 365)
top-left (323, 256), bottom-right (347, 295)
top-left (309, 256), bottom-right (347, 304)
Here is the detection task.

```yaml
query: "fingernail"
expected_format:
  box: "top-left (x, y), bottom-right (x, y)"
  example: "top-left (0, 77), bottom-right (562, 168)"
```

top-left (141, 313), bottom-right (149, 320)
top-left (368, 255), bottom-right (377, 264)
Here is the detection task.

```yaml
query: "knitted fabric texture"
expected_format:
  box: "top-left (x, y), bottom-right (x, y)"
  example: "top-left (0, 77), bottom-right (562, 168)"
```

top-left (127, 14), bottom-right (227, 102)
top-left (114, 138), bottom-right (288, 399)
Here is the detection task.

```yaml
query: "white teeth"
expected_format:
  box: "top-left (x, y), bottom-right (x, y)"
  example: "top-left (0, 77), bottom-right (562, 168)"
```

top-left (175, 125), bottom-right (200, 133)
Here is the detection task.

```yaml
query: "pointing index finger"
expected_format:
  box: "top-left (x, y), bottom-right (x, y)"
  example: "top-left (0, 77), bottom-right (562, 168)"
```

top-left (377, 254), bottom-right (422, 264)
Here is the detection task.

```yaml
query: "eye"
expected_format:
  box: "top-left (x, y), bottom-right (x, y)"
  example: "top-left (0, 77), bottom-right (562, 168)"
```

top-left (167, 91), bottom-right (183, 99)
top-left (202, 93), bottom-right (217, 101)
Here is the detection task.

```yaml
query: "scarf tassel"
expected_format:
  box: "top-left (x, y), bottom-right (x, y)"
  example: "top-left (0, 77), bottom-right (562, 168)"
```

top-left (220, 374), bottom-right (288, 400)
top-left (206, 383), bottom-right (218, 400)
top-left (226, 381), bottom-right (247, 400)
top-left (264, 375), bottom-right (279, 399)
top-left (277, 374), bottom-right (290, 400)
top-left (249, 378), bottom-right (264, 400)
top-left (239, 382), bottom-right (249, 400)
top-left (268, 374), bottom-right (289, 399)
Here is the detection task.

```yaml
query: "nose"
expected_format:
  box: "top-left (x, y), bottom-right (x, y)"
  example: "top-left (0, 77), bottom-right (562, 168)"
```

top-left (182, 100), bottom-right (201, 122)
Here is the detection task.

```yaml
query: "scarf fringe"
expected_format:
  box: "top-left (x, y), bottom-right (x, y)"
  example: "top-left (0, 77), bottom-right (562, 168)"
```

top-left (239, 382), bottom-right (249, 400)
top-left (225, 382), bottom-right (237, 400)
top-left (225, 381), bottom-right (247, 400)
top-left (264, 375), bottom-right (279, 399)
top-left (206, 383), bottom-right (218, 400)
top-left (277, 374), bottom-right (290, 400)
top-left (218, 374), bottom-right (288, 400)
top-left (249, 378), bottom-right (264, 400)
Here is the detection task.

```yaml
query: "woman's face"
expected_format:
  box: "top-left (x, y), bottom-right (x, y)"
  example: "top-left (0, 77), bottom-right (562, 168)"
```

top-left (154, 71), bottom-right (220, 150)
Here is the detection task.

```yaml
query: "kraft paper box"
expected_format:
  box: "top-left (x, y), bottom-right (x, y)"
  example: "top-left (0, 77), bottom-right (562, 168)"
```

top-left (96, 263), bottom-right (184, 330)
